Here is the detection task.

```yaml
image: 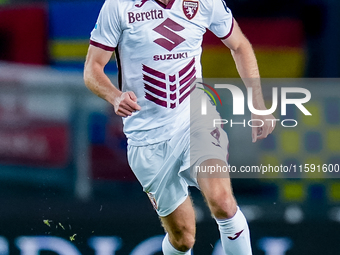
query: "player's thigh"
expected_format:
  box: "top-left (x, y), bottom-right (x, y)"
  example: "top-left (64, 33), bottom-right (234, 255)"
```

top-left (198, 159), bottom-right (237, 219)
top-left (128, 141), bottom-right (192, 217)
top-left (191, 126), bottom-right (229, 180)
top-left (160, 196), bottom-right (196, 241)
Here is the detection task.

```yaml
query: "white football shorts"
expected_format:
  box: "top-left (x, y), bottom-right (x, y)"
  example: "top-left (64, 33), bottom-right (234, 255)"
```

top-left (127, 121), bottom-right (229, 217)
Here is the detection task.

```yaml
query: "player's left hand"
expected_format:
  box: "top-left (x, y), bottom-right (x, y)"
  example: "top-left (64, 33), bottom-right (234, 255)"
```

top-left (251, 113), bottom-right (276, 143)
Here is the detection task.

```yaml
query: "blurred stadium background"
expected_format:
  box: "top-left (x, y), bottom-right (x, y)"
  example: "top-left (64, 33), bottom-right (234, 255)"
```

top-left (0, 0), bottom-right (340, 254)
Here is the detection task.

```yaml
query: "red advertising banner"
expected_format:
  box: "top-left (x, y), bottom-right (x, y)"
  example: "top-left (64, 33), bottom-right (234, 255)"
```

top-left (0, 123), bottom-right (70, 168)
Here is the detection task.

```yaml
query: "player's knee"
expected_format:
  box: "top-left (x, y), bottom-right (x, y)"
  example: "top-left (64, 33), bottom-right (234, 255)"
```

top-left (208, 193), bottom-right (237, 219)
top-left (171, 232), bottom-right (195, 252)
top-left (169, 225), bottom-right (195, 252)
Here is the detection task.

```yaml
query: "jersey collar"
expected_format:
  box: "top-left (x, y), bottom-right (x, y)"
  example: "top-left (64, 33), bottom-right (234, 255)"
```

top-left (154, 0), bottom-right (176, 9)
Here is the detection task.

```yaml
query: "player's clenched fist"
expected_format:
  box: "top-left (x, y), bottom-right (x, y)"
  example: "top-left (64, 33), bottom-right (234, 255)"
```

top-left (251, 113), bottom-right (277, 143)
top-left (113, 91), bottom-right (141, 117)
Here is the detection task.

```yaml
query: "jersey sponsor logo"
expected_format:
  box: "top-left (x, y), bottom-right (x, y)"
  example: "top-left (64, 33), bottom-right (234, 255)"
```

top-left (228, 229), bottom-right (244, 240)
top-left (153, 52), bottom-right (189, 61)
top-left (135, 0), bottom-right (148, 8)
top-left (142, 58), bottom-right (196, 109)
top-left (128, 9), bottom-right (163, 24)
top-left (153, 18), bottom-right (185, 51)
top-left (182, 0), bottom-right (199, 20)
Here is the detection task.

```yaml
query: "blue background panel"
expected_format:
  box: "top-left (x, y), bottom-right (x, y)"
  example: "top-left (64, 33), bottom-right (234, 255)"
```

top-left (49, 1), bottom-right (103, 39)
top-left (309, 184), bottom-right (325, 201)
top-left (304, 131), bottom-right (322, 153)
top-left (260, 134), bottom-right (276, 150)
top-left (325, 98), bottom-right (340, 125)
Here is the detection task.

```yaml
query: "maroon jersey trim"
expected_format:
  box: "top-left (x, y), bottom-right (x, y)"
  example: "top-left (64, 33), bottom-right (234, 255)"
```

top-left (219, 19), bottom-right (235, 40)
top-left (154, 0), bottom-right (176, 9)
top-left (90, 40), bottom-right (115, 51)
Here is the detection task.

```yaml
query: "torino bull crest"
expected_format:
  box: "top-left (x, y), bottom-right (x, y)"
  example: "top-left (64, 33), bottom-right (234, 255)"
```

top-left (182, 0), bottom-right (199, 20)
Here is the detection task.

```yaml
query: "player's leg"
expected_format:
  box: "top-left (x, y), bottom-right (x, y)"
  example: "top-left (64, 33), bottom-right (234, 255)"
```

top-left (160, 196), bottom-right (195, 254)
top-left (198, 159), bottom-right (237, 218)
top-left (198, 158), bottom-right (252, 255)
top-left (127, 137), bottom-right (195, 254)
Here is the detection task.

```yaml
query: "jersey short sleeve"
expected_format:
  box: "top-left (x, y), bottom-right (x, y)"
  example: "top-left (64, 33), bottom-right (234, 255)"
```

top-left (90, 0), bottom-right (121, 50)
top-left (208, 0), bottom-right (234, 39)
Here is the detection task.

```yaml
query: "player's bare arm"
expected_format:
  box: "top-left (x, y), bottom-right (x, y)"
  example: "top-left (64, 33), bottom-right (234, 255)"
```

top-left (222, 19), bottom-right (276, 142)
top-left (84, 45), bottom-right (141, 117)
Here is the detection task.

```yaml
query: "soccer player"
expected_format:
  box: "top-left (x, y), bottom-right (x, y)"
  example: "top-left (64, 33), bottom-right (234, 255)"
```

top-left (84, 0), bottom-right (276, 254)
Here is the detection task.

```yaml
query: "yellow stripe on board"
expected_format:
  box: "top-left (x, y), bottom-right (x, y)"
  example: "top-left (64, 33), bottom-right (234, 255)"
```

top-left (329, 183), bottom-right (340, 202)
top-left (202, 47), bottom-right (305, 78)
top-left (50, 40), bottom-right (91, 61)
top-left (255, 48), bottom-right (305, 78)
top-left (280, 130), bottom-right (300, 154)
top-left (282, 182), bottom-right (305, 202)
top-left (327, 129), bottom-right (340, 152)
top-left (301, 103), bottom-right (321, 127)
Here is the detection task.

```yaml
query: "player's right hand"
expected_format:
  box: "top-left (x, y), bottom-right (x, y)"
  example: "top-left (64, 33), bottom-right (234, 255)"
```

top-left (113, 91), bottom-right (141, 117)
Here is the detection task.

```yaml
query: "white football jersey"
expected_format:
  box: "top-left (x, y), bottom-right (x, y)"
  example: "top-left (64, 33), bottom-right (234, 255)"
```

top-left (90, 0), bottom-right (233, 145)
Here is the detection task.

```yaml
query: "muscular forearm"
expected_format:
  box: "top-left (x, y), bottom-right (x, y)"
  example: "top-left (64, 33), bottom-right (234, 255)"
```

top-left (83, 45), bottom-right (141, 117)
top-left (222, 21), bottom-right (276, 142)
top-left (230, 42), bottom-right (266, 110)
top-left (84, 61), bottom-right (121, 105)
top-left (222, 20), bottom-right (266, 110)
top-left (230, 39), bottom-right (259, 80)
